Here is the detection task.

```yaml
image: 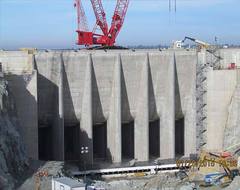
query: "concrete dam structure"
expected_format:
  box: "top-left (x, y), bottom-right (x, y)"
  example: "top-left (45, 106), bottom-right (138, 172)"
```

top-left (0, 49), bottom-right (240, 165)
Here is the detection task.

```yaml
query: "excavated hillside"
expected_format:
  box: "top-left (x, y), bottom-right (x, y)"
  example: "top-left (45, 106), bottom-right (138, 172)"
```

top-left (0, 75), bottom-right (28, 190)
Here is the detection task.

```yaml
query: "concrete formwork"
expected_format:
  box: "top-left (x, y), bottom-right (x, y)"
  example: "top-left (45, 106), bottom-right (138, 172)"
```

top-left (0, 49), bottom-right (198, 163)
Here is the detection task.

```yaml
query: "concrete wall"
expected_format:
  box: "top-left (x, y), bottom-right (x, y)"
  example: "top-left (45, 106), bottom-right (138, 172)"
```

top-left (223, 70), bottom-right (240, 151)
top-left (206, 69), bottom-right (237, 151)
top-left (2, 49), bottom-right (240, 163)
top-left (175, 52), bottom-right (196, 156)
top-left (35, 50), bottom-right (197, 162)
top-left (0, 49), bottom-right (198, 163)
top-left (220, 49), bottom-right (240, 67)
top-left (0, 51), bottom-right (33, 74)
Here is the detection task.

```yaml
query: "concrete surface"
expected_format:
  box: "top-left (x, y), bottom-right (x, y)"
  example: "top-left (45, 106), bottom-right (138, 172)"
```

top-left (1, 48), bottom-right (239, 164)
top-left (223, 69), bottom-right (240, 152)
top-left (219, 48), bottom-right (240, 67)
top-left (206, 69), bottom-right (237, 151)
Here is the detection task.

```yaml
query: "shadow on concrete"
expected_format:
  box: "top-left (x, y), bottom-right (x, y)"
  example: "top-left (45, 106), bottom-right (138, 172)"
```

top-left (149, 119), bottom-right (160, 158)
top-left (63, 55), bottom-right (113, 167)
top-left (175, 117), bottom-right (184, 157)
top-left (174, 55), bottom-right (184, 119)
top-left (15, 54), bottom-right (114, 170)
top-left (148, 65), bottom-right (160, 158)
top-left (36, 57), bottom-right (100, 163)
top-left (35, 58), bottom-right (85, 162)
top-left (91, 63), bottom-right (114, 164)
top-left (93, 122), bottom-right (107, 159)
top-left (174, 54), bottom-right (185, 157)
top-left (62, 62), bottom-right (81, 161)
top-left (92, 65), bottom-right (105, 123)
top-left (5, 73), bottom-right (39, 160)
top-left (62, 59), bottom-right (79, 125)
top-left (5, 74), bottom-right (37, 137)
top-left (148, 63), bottom-right (158, 121)
top-left (120, 64), bottom-right (135, 159)
top-left (122, 121), bottom-right (134, 159)
top-left (5, 73), bottom-right (40, 188)
top-left (62, 56), bottom-right (103, 164)
top-left (77, 127), bottom-right (113, 170)
top-left (120, 63), bottom-right (132, 122)
top-left (37, 73), bottom-right (58, 160)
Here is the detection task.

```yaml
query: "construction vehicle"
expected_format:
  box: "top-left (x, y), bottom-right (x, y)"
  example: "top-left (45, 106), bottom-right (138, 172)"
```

top-left (182, 36), bottom-right (223, 69)
top-left (74, 0), bottom-right (129, 47)
top-left (196, 151), bottom-right (239, 187)
top-left (182, 36), bottom-right (210, 49)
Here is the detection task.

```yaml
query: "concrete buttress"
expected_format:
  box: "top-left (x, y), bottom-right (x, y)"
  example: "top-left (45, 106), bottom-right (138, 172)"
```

top-left (160, 53), bottom-right (175, 159)
top-left (134, 54), bottom-right (149, 161)
top-left (107, 54), bottom-right (122, 163)
top-left (80, 54), bottom-right (93, 164)
top-left (53, 54), bottom-right (65, 161)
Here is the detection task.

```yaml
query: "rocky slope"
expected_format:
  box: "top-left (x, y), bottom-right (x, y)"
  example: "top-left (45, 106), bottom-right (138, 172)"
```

top-left (0, 76), bottom-right (28, 189)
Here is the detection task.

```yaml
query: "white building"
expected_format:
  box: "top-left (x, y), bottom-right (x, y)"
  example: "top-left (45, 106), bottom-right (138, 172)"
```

top-left (52, 177), bottom-right (85, 190)
top-left (172, 40), bottom-right (183, 49)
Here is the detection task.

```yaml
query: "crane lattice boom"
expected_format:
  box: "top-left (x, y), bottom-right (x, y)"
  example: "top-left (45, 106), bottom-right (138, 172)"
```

top-left (90, 0), bottom-right (108, 36)
top-left (109, 0), bottom-right (130, 45)
top-left (74, 0), bottom-right (88, 32)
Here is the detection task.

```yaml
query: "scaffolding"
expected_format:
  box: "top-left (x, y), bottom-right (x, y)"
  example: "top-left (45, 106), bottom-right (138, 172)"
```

top-left (196, 46), bottom-right (222, 151)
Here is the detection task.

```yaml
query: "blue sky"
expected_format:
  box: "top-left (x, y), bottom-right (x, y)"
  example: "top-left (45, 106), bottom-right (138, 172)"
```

top-left (0, 0), bottom-right (239, 49)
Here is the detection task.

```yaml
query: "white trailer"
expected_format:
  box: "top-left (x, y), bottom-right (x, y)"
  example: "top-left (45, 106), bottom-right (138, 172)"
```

top-left (52, 177), bottom-right (85, 190)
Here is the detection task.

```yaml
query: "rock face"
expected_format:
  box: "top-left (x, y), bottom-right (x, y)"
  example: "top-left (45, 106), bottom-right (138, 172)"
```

top-left (0, 76), bottom-right (28, 190)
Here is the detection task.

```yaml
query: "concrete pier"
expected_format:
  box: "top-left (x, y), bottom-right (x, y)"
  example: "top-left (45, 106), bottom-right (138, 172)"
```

top-left (80, 54), bottom-right (93, 164)
top-left (158, 54), bottom-right (175, 159)
top-left (107, 54), bottom-right (122, 163)
top-left (134, 54), bottom-right (149, 162)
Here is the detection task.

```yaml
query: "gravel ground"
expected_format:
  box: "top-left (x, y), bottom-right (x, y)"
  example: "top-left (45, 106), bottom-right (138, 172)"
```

top-left (14, 162), bottom-right (240, 190)
top-left (89, 172), bottom-right (198, 190)
top-left (17, 161), bottom-right (65, 190)
top-left (224, 176), bottom-right (240, 190)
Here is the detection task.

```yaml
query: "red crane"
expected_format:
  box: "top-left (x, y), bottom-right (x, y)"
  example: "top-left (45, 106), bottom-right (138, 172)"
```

top-left (74, 0), bottom-right (130, 47)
